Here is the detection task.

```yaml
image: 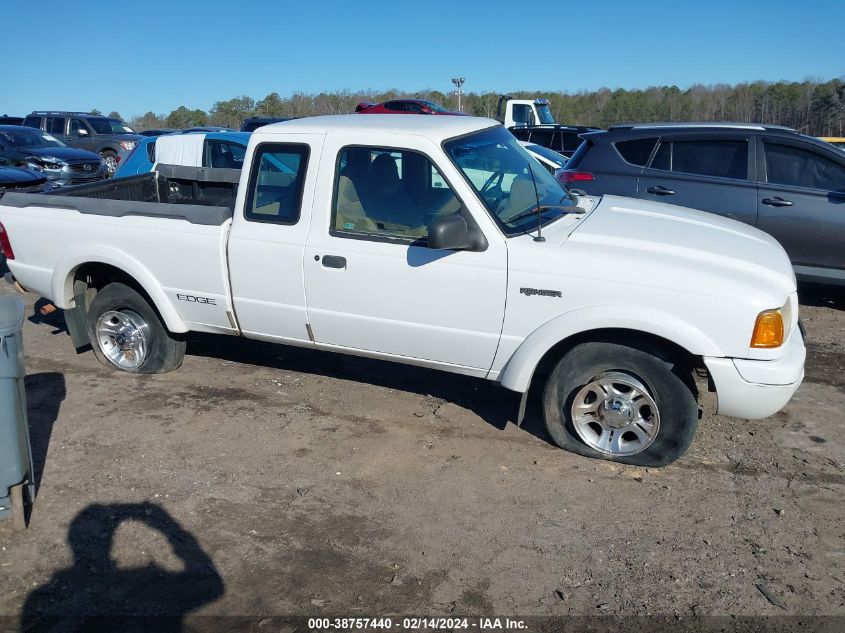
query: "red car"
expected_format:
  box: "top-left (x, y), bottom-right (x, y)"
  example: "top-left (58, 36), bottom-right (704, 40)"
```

top-left (354, 99), bottom-right (464, 115)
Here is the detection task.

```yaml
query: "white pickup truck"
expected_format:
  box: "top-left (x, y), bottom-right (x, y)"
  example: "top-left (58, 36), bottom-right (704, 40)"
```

top-left (0, 115), bottom-right (805, 466)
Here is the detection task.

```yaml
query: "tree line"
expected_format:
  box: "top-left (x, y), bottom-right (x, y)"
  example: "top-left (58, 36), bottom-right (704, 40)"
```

top-left (106, 78), bottom-right (843, 137)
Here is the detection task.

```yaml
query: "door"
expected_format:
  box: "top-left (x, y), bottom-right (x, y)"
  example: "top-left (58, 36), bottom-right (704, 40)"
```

top-left (756, 137), bottom-right (845, 275)
top-left (228, 135), bottom-right (323, 343)
top-left (638, 134), bottom-right (758, 226)
top-left (68, 118), bottom-right (95, 152)
top-left (303, 141), bottom-right (507, 373)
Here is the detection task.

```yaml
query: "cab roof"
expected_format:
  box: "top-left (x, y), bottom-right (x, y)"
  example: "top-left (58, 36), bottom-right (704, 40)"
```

top-left (256, 114), bottom-right (499, 142)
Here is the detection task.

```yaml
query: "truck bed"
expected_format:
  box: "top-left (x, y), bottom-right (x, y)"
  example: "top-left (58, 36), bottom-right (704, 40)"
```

top-left (0, 165), bottom-right (241, 227)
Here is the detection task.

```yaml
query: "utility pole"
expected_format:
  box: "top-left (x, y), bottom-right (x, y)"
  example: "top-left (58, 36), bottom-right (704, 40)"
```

top-left (451, 77), bottom-right (465, 113)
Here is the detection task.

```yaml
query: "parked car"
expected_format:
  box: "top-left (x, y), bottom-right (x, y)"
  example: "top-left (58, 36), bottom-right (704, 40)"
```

top-left (0, 115), bottom-right (804, 467)
top-left (240, 117), bottom-right (290, 132)
top-left (511, 124), bottom-right (601, 158)
top-left (138, 129), bottom-right (177, 137)
top-left (181, 127), bottom-right (237, 134)
top-left (0, 125), bottom-right (107, 187)
top-left (561, 122), bottom-right (845, 286)
top-left (0, 166), bottom-right (47, 192)
top-left (518, 140), bottom-right (567, 175)
top-left (355, 99), bottom-right (463, 115)
top-left (0, 115), bottom-right (23, 126)
top-left (819, 136), bottom-right (845, 150)
top-left (115, 132), bottom-right (250, 177)
top-left (22, 111), bottom-right (142, 175)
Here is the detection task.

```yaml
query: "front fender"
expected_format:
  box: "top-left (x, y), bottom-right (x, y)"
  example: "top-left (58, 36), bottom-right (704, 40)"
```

top-left (51, 246), bottom-right (188, 333)
top-left (497, 305), bottom-right (723, 393)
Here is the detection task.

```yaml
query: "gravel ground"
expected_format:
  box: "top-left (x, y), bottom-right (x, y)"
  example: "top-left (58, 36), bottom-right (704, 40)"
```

top-left (0, 277), bottom-right (843, 630)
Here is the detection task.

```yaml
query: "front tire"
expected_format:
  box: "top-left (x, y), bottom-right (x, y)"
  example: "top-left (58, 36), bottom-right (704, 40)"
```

top-left (100, 150), bottom-right (118, 175)
top-left (86, 282), bottom-right (185, 374)
top-left (543, 341), bottom-right (698, 467)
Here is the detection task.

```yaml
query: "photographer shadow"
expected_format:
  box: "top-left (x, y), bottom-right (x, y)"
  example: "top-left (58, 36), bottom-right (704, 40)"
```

top-left (21, 503), bottom-right (224, 633)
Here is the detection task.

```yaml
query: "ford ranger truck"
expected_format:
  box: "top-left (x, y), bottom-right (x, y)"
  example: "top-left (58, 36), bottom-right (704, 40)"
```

top-left (0, 115), bottom-right (806, 466)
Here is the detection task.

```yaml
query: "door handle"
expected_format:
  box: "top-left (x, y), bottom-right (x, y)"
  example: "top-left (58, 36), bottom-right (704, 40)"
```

top-left (321, 255), bottom-right (347, 269)
top-left (646, 186), bottom-right (675, 196)
top-left (761, 197), bottom-right (793, 207)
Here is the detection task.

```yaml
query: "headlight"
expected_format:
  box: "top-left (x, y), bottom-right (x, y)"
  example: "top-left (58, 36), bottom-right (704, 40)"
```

top-left (120, 141), bottom-right (136, 151)
top-left (25, 156), bottom-right (66, 171)
top-left (750, 300), bottom-right (791, 349)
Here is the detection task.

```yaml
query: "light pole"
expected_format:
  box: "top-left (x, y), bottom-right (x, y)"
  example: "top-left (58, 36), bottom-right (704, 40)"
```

top-left (451, 77), bottom-right (465, 113)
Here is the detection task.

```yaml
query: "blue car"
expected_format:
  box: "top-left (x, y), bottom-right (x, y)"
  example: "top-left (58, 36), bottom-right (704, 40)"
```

top-left (116, 131), bottom-right (251, 177)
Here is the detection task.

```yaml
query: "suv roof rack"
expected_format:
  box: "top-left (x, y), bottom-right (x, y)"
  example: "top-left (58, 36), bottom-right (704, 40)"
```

top-left (29, 111), bottom-right (95, 116)
top-left (609, 122), bottom-right (797, 133)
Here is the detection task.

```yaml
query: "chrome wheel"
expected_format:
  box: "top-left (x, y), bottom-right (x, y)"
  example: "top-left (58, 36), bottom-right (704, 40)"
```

top-left (95, 310), bottom-right (151, 370)
top-left (101, 153), bottom-right (118, 174)
top-left (570, 371), bottom-right (660, 456)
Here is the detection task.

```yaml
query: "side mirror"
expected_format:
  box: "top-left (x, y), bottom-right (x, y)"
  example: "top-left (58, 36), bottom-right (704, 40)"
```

top-left (427, 214), bottom-right (470, 250)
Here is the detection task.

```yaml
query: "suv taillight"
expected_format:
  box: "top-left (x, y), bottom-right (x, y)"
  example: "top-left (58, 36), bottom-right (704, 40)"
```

top-left (0, 222), bottom-right (14, 260)
top-left (557, 170), bottom-right (595, 184)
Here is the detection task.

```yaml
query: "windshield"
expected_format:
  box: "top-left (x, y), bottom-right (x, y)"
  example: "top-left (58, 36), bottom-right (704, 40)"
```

top-left (0, 127), bottom-right (65, 149)
top-left (525, 143), bottom-right (567, 168)
top-left (444, 126), bottom-right (577, 234)
top-left (536, 103), bottom-right (555, 124)
top-left (88, 118), bottom-right (135, 134)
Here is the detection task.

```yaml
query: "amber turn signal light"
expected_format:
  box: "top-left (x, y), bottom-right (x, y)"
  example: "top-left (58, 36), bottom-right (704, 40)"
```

top-left (750, 310), bottom-right (784, 348)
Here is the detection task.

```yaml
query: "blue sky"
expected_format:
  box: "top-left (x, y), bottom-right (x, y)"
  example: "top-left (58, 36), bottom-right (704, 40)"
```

top-left (2, 0), bottom-right (843, 118)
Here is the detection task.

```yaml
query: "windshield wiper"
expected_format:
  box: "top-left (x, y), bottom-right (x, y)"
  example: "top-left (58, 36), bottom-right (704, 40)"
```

top-left (504, 203), bottom-right (585, 225)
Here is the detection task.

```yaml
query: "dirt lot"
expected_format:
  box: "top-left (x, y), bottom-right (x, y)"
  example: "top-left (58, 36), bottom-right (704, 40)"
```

top-left (0, 276), bottom-right (843, 629)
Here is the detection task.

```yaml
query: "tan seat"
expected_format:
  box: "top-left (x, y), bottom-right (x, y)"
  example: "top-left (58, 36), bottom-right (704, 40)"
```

top-left (335, 175), bottom-right (378, 233)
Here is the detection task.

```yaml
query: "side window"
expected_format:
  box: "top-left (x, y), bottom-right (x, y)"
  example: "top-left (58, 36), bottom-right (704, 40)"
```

top-left (405, 102), bottom-right (423, 113)
top-left (529, 129), bottom-right (554, 148)
top-left (511, 104), bottom-right (534, 126)
top-left (206, 140), bottom-right (246, 169)
top-left (69, 119), bottom-right (87, 135)
top-left (47, 117), bottom-right (66, 135)
top-left (764, 142), bottom-right (845, 191)
top-left (244, 144), bottom-right (309, 224)
top-left (146, 140), bottom-right (156, 163)
top-left (509, 128), bottom-right (531, 142)
top-left (22, 116), bottom-right (42, 129)
top-left (385, 101), bottom-right (406, 112)
top-left (649, 140), bottom-right (748, 180)
top-left (332, 146), bottom-right (461, 241)
top-left (615, 138), bottom-right (658, 166)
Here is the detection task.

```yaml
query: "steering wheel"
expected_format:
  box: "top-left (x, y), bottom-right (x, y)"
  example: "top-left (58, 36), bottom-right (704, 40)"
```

top-left (480, 169), bottom-right (506, 207)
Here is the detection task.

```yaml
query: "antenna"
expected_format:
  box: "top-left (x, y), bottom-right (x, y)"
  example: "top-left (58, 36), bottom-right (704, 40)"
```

top-left (527, 161), bottom-right (545, 243)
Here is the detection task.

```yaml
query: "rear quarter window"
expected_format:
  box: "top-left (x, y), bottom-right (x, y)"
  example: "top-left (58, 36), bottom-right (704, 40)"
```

top-left (615, 138), bottom-right (658, 166)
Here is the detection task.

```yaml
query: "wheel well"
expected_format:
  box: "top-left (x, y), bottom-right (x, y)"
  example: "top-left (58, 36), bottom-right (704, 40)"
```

top-left (531, 328), bottom-right (705, 395)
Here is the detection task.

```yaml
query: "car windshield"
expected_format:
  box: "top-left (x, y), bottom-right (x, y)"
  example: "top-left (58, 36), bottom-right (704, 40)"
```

top-left (536, 103), bottom-right (555, 124)
top-left (444, 126), bottom-right (577, 234)
top-left (0, 127), bottom-right (65, 148)
top-left (88, 118), bottom-right (135, 134)
top-left (525, 143), bottom-right (567, 168)
top-left (423, 101), bottom-right (449, 113)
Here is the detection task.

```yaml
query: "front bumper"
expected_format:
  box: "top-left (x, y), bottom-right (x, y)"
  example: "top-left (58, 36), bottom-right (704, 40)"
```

top-left (704, 333), bottom-right (805, 420)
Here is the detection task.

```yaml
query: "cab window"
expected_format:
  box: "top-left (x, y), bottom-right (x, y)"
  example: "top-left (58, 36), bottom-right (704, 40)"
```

top-left (332, 146), bottom-right (461, 241)
top-left (244, 144), bottom-right (309, 224)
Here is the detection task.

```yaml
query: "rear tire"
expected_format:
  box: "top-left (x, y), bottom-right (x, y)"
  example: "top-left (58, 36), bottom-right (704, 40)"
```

top-left (86, 282), bottom-right (185, 374)
top-left (542, 341), bottom-right (698, 467)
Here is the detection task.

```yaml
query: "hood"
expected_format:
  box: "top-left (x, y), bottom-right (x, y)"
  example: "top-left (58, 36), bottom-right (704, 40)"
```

top-left (0, 166), bottom-right (46, 186)
top-left (568, 194), bottom-right (796, 297)
top-left (22, 146), bottom-right (102, 161)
